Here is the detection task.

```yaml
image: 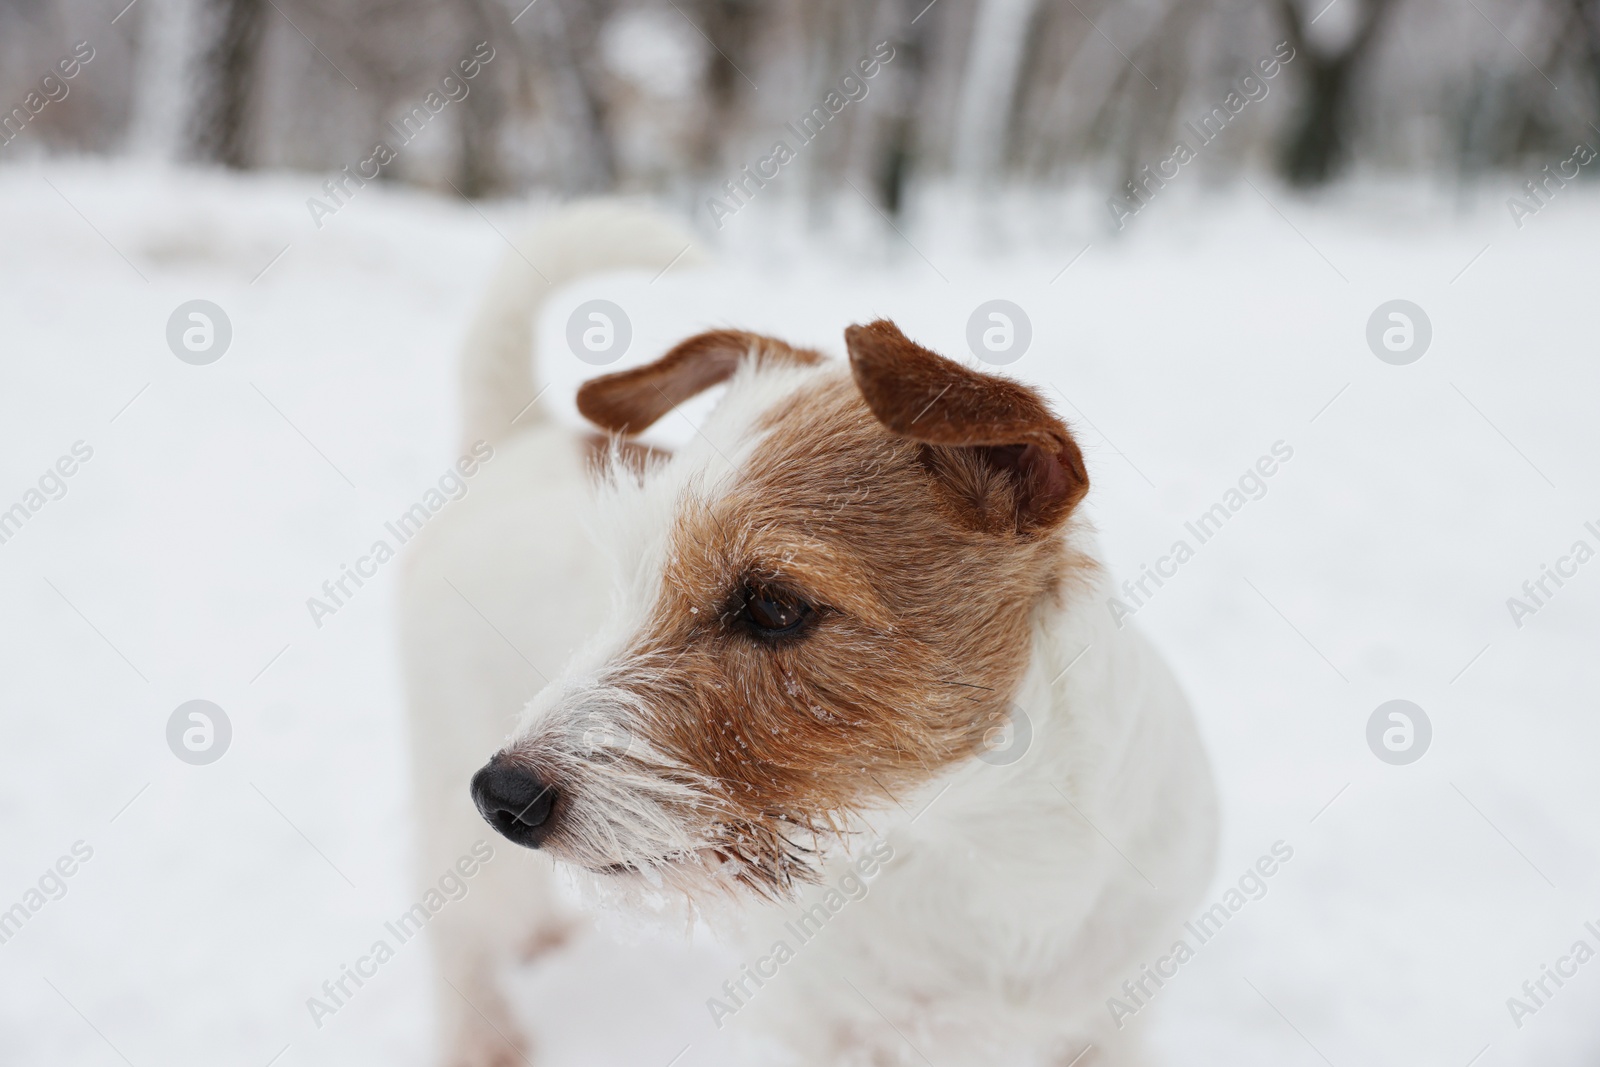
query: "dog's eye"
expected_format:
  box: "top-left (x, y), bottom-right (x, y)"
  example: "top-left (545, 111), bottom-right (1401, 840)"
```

top-left (741, 587), bottom-right (812, 638)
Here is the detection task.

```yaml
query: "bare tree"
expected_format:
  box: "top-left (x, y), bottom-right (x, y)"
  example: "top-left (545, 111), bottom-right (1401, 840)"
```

top-left (1275, 0), bottom-right (1398, 185)
top-left (522, 0), bottom-right (618, 193)
top-left (13, 0), bottom-right (1600, 202)
top-left (878, 9), bottom-right (931, 216)
top-left (1561, 0), bottom-right (1600, 125)
top-left (453, 0), bottom-right (508, 196)
top-left (189, 0), bottom-right (268, 166)
top-left (688, 0), bottom-right (762, 178)
top-left (1555, 0), bottom-right (1600, 136)
top-left (127, 0), bottom-right (202, 158)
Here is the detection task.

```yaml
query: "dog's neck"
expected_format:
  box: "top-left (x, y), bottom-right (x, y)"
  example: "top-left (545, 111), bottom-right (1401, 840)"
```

top-left (835, 527), bottom-right (1108, 841)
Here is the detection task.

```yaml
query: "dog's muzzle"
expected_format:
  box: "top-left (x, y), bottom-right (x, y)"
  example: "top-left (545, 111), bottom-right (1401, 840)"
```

top-left (470, 755), bottom-right (558, 849)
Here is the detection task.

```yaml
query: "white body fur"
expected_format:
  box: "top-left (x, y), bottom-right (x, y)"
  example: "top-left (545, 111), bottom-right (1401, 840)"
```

top-left (724, 573), bottom-right (1217, 1065)
top-left (401, 202), bottom-right (1218, 1066)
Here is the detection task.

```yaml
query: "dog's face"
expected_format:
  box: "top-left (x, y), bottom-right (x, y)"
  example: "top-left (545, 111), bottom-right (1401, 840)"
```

top-left (471, 321), bottom-right (1090, 902)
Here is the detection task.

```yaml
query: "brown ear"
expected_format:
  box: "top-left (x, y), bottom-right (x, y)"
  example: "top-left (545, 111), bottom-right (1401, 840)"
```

top-left (576, 330), bottom-right (824, 434)
top-left (846, 319), bottom-right (1088, 534)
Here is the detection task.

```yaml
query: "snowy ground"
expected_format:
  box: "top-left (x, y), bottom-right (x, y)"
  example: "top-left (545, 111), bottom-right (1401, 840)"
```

top-left (1, 159), bottom-right (1597, 1067)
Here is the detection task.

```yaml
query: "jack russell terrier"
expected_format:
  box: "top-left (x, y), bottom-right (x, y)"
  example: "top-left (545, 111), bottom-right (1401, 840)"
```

top-left (399, 201), bottom-right (1217, 1067)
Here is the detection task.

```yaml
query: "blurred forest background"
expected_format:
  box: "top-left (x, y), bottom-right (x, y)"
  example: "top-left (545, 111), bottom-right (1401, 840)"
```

top-left (2, 0), bottom-right (1598, 213)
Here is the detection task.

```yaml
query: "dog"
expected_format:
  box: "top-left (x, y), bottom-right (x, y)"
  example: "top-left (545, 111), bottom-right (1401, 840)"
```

top-left (400, 201), bottom-right (1219, 1067)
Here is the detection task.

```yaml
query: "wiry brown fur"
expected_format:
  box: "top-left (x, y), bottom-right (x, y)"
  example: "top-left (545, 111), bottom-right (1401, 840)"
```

top-left (577, 329), bottom-right (824, 434)
top-left (848, 320), bottom-right (1089, 534)
top-left (582, 433), bottom-right (668, 478)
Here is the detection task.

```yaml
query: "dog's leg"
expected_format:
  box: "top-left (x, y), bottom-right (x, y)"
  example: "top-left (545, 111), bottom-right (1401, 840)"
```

top-left (401, 477), bottom-right (589, 1067)
top-left (426, 924), bottom-right (529, 1067)
top-left (408, 666), bottom-right (576, 1067)
top-left (419, 726), bottom-right (582, 1065)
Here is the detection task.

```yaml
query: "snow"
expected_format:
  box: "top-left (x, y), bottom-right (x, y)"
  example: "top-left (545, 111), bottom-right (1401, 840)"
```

top-left (1, 159), bottom-right (1597, 1067)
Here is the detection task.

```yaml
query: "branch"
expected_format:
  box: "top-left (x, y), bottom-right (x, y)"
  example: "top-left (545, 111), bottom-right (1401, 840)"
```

top-left (1276, 0), bottom-right (1309, 60)
top-left (1348, 0), bottom-right (1400, 61)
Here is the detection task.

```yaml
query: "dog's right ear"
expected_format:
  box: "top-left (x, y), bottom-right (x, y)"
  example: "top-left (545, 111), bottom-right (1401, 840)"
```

top-left (847, 319), bottom-right (1088, 536)
top-left (576, 330), bottom-right (823, 435)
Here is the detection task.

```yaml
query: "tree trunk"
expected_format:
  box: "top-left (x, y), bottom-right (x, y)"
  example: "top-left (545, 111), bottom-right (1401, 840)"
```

top-left (1568, 0), bottom-right (1600, 121)
top-left (454, 0), bottom-right (505, 197)
top-left (1276, 0), bottom-right (1396, 186)
top-left (1281, 58), bottom-right (1353, 184)
top-left (878, 0), bottom-right (934, 217)
top-left (128, 0), bottom-right (203, 159)
top-left (531, 0), bottom-right (616, 193)
top-left (190, 0), bottom-right (267, 168)
top-left (952, 0), bottom-right (1039, 181)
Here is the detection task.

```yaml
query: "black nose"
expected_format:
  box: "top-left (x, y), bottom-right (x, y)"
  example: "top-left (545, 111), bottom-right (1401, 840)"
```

top-left (470, 756), bottom-right (558, 849)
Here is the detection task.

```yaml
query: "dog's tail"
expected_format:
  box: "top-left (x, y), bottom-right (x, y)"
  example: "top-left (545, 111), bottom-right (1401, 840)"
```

top-left (459, 200), bottom-right (703, 448)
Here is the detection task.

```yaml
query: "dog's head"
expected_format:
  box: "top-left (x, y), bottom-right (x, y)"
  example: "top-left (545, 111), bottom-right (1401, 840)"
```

top-left (471, 320), bottom-right (1091, 902)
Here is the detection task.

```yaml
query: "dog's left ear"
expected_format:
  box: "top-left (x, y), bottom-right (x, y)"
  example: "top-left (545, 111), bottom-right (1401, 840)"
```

top-left (577, 329), bottom-right (823, 434)
top-left (846, 319), bottom-right (1088, 535)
